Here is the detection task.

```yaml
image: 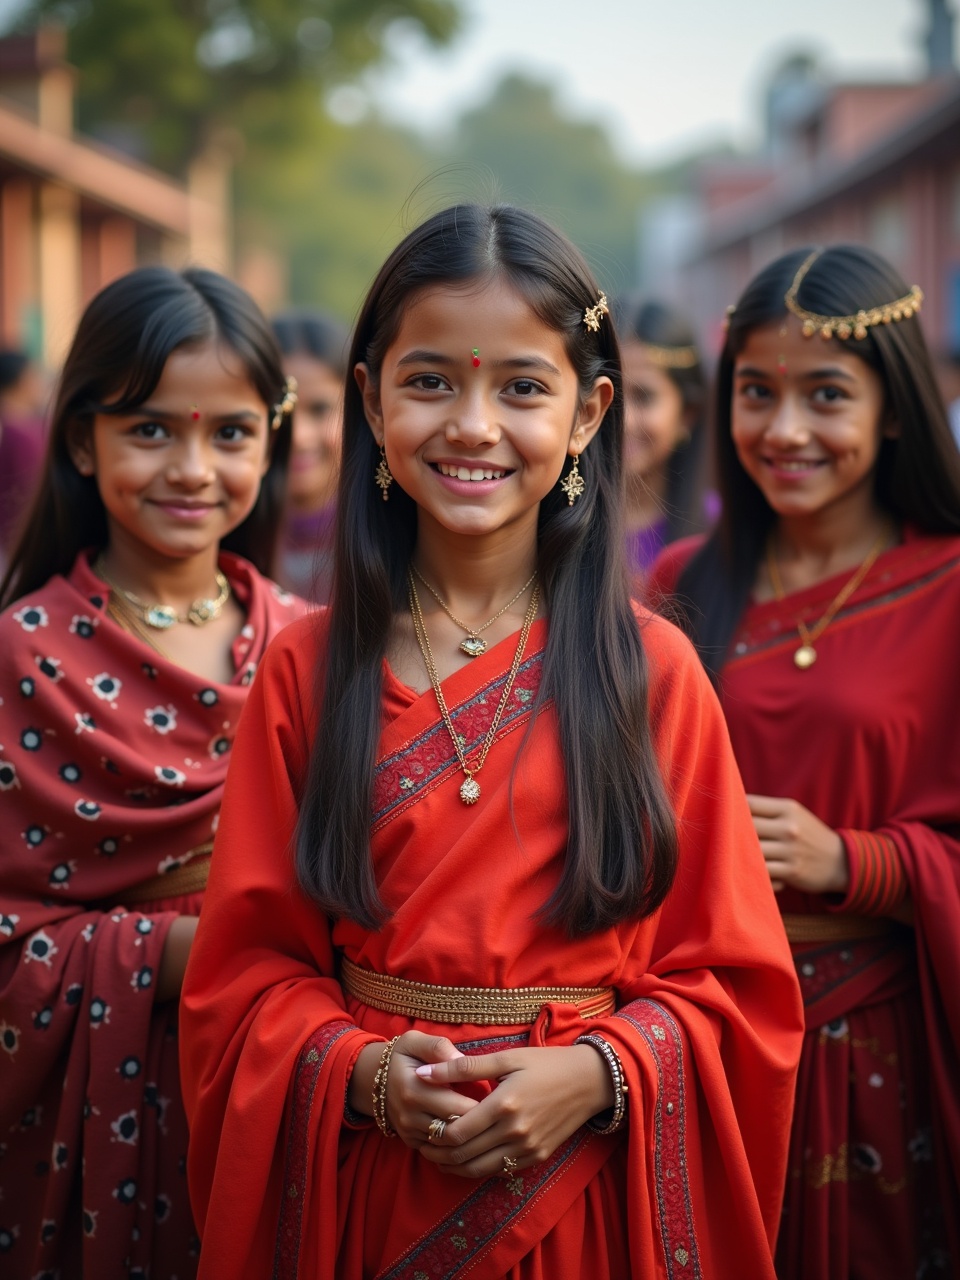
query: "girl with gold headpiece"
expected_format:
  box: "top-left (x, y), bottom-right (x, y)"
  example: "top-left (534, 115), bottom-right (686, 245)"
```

top-left (650, 244), bottom-right (960, 1279)
top-left (180, 204), bottom-right (803, 1280)
top-left (616, 298), bottom-right (713, 577)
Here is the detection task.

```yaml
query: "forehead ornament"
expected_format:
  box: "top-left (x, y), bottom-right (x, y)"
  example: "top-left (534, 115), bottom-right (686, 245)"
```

top-left (784, 249), bottom-right (923, 342)
top-left (640, 342), bottom-right (699, 370)
top-left (472, 348), bottom-right (481, 368)
top-left (190, 405), bottom-right (201, 421)
top-left (583, 292), bottom-right (609, 333)
top-left (270, 375), bottom-right (298, 431)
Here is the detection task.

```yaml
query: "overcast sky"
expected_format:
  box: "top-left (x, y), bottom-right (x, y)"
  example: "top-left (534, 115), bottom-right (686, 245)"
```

top-left (365, 0), bottom-right (955, 163)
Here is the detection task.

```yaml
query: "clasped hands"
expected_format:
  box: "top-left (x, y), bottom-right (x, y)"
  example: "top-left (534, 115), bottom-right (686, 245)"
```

top-left (350, 1031), bottom-right (613, 1180)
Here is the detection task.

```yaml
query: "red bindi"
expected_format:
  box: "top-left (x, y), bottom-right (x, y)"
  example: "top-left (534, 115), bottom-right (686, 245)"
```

top-left (471, 348), bottom-right (481, 368)
top-left (190, 406), bottom-right (201, 420)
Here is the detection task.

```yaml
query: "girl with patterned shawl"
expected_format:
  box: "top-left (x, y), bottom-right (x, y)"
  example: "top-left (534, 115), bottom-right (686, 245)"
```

top-left (181, 205), bottom-right (803, 1280)
top-left (650, 245), bottom-right (960, 1278)
top-left (0, 267), bottom-right (308, 1279)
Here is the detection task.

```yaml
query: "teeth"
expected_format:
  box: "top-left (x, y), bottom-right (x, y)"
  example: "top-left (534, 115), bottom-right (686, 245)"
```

top-left (771, 459), bottom-right (818, 470)
top-left (436, 462), bottom-right (505, 480)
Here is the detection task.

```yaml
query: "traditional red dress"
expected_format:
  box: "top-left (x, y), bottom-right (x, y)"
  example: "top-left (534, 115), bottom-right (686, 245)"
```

top-left (650, 530), bottom-right (960, 1279)
top-left (181, 605), bottom-right (803, 1280)
top-left (0, 551), bottom-right (306, 1280)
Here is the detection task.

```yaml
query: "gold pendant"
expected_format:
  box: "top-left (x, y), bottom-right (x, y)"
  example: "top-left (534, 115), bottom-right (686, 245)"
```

top-left (793, 644), bottom-right (817, 669)
top-left (459, 776), bottom-right (481, 804)
top-left (459, 635), bottom-right (487, 658)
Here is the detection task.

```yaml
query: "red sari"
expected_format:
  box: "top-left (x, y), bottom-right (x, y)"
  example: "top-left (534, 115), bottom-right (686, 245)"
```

top-left (650, 531), bottom-right (960, 1279)
top-left (0, 551), bottom-right (306, 1280)
top-left (181, 606), bottom-right (803, 1280)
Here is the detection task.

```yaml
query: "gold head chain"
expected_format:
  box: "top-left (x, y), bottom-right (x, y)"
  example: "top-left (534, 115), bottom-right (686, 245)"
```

top-left (783, 250), bottom-right (923, 341)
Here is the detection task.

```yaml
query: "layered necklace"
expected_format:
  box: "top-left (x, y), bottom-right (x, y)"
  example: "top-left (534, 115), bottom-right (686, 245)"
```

top-left (407, 569), bottom-right (540, 805)
top-left (410, 566), bottom-right (537, 658)
top-left (766, 527), bottom-right (890, 669)
top-left (95, 557), bottom-right (231, 631)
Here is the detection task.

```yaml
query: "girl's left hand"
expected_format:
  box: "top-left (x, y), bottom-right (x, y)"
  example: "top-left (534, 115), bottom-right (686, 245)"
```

top-left (748, 794), bottom-right (848, 894)
top-left (413, 1044), bottom-right (614, 1179)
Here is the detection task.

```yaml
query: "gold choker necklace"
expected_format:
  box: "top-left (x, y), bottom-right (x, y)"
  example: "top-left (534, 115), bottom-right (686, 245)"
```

top-left (408, 570), bottom-right (540, 804)
top-left (95, 559), bottom-right (231, 630)
top-left (411, 566), bottom-right (537, 658)
top-left (766, 529), bottom-right (889, 669)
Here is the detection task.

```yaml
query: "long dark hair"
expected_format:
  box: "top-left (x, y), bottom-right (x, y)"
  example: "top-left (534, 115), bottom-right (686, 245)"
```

top-left (271, 309), bottom-right (348, 376)
top-left (676, 244), bottom-right (960, 679)
top-left (618, 296), bottom-right (709, 542)
top-left (0, 266), bottom-right (293, 609)
top-left (296, 203), bottom-right (678, 935)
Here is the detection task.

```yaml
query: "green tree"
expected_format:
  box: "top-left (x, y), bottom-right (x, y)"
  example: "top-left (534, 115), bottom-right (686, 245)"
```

top-left (5, 0), bottom-right (461, 171)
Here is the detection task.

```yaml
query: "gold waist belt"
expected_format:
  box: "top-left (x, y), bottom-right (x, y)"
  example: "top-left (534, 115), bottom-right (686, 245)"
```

top-left (339, 957), bottom-right (616, 1026)
top-left (122, 846), bottom-right (213, 905)
top-left (781, 913), bottom-right (900, 944)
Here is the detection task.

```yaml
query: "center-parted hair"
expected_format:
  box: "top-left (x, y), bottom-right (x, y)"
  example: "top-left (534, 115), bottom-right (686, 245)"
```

top-left (0, 266), bottom-right (293, 609)
top-left (295, 203), bottom-right (678, 935)
top-left (675, 243), bottom-right (960, 680)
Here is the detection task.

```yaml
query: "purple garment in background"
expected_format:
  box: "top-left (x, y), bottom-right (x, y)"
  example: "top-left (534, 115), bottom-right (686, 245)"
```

top-left (273, 504), bottom-right (336, 603)
top-left (0, 415), bottom-right (46, 564)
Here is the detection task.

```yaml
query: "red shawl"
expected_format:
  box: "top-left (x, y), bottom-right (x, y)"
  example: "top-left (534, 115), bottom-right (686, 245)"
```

top-left (181, 607), bottom-right (803, 1279)
top-left (650, 530), bottom-right (960, 1272)
top-left (0, 551), bottom-right (306, 1279)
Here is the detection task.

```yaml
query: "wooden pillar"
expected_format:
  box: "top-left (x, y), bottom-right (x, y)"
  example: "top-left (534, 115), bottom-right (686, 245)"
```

top-left (37, 181), bottom-right (81, 368)
top-left (0, 178), bottom-right (35, 347)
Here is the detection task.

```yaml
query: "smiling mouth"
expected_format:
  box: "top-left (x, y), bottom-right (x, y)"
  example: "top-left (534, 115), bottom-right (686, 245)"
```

top-left (432, 462), bottom-right (511, 481)
top-left (763, 457), bottom-right (827, 471)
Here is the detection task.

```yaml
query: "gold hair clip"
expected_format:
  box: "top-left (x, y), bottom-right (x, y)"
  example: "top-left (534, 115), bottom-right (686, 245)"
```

top-left (785, 250), bottom-right (923, 341)
top-left (640, 342), bottom-right (700, 370)
top-left (270, 375), bottom-right (298, 430)
top-left (583, 292), bottom-right (609, 333)
top-left (721, 304), bottom-right (736, 333)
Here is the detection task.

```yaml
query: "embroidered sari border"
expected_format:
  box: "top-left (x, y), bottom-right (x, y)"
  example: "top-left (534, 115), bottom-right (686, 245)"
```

top-left (372, 651), bottom-right (544, 826)
top-left (375, 1131), bottom-right (589, 1280)
top-left (615, 998), bottom-right (703, 1279)
top-left (273, 1020), bottom-right (355, 1280)
top-left (728, 552), bottom-right (960, 666)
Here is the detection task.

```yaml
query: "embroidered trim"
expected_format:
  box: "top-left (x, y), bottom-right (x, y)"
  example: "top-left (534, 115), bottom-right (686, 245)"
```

top-left (273, 1021), bottom-right (355, 1280)
top-left (615, 998), bottom-right (702, 1279)
top-left (728, 553), bottom-right (960, 665)
top-left (375, 1132), bottom-right (587, 1279)
top-left (372, 651), bottom-right (543, 827)
top-left (792, 936), bottom-right (905, 1010)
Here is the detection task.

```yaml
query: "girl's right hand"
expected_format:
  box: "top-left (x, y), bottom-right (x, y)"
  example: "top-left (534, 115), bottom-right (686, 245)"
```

top-left (349, 1032), bottom-right (478, 1142)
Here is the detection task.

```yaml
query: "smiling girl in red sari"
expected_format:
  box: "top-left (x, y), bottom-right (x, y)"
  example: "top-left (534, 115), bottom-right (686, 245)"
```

top-left (650, 246), bottom-right (960, 1279)
top-left (181, 205), bottom-right (803, 1280)
top-left (0, 267), bottom-right (306, 1279)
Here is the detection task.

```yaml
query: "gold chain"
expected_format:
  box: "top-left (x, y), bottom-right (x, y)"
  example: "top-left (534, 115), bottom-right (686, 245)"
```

top-left (766, 528), bottom-right (890, 669)
top-left (407, 569), bottom-right (539, 803)
top-left (411, 565), bottom-right (537, 658)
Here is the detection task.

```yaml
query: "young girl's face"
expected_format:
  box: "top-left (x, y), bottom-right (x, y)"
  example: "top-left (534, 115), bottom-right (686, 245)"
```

top-left (731, 318), bottom-right (890, 523)
top-left (71, 339), bottom-right (271, 563)
top-left (283, 353), bottom-right (343, 512)
top-left (621, 341), bottom-right (689, 483)
top-left (356, 277), bottom-right (612, 543)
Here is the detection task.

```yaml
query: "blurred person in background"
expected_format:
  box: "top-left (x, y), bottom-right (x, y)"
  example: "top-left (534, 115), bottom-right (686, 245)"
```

top-left (616, 297), bottom-right (713, 577)
top-left (650, 244), bottom-right (960, 1280)
top-left (0, 266), bottom-right (307, 1280)
top-left (271, 309), bottom-right (348, 602)
top-left (0, 349), bottom-right (49, 572)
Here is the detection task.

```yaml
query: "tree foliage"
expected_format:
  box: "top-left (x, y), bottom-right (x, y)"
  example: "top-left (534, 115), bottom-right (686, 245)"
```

top-left (6, 0), bottom-right (461, 169)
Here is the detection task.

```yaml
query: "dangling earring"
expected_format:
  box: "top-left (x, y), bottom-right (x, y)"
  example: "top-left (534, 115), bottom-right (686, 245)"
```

top-left (559, 453), bottom-right (585, 505)
top-left (375, 444), bottom-right (393, 502)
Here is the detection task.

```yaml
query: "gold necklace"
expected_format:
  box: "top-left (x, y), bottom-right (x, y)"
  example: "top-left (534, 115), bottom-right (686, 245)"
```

top-left (95, 558), bottom-right (230, 629)
top-left (766, 528), bottom-right (890, 669)
top-left (407, 570), bottom-right (540, 804)
top-left (411, 566), bottom-right (537, 658)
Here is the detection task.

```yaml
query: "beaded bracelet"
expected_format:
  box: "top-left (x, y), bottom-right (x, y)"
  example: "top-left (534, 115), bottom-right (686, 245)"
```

top-left (372, 1035), bottom-right (400, 1138)
top-left (575, 1033), bottom-right (628, 1134)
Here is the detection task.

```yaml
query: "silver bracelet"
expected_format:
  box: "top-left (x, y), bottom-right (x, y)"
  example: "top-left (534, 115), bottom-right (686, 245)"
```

top-left (576, 1033), bottom-right (628, 1134)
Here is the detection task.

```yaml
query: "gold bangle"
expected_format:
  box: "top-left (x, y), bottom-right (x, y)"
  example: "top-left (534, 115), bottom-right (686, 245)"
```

top-left (372, 1036), bottom-right (400, 1138)
top-left (576, 1033), bottom-right (628, 1134)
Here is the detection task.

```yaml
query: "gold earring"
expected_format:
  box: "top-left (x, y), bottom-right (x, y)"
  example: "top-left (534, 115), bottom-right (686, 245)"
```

top-left (375, 444), bottom-right (393, 502)
top-left (559, 454), bottom-right (585, 505)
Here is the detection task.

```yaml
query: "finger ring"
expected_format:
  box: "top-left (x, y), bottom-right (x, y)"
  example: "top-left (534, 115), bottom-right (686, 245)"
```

top-left (427, 1117), bottom-right (446, 1142)
top-left (446, 1114), bottom-right (462, 1122)
top-left (502, 1156), bottom-right (518, 1174)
